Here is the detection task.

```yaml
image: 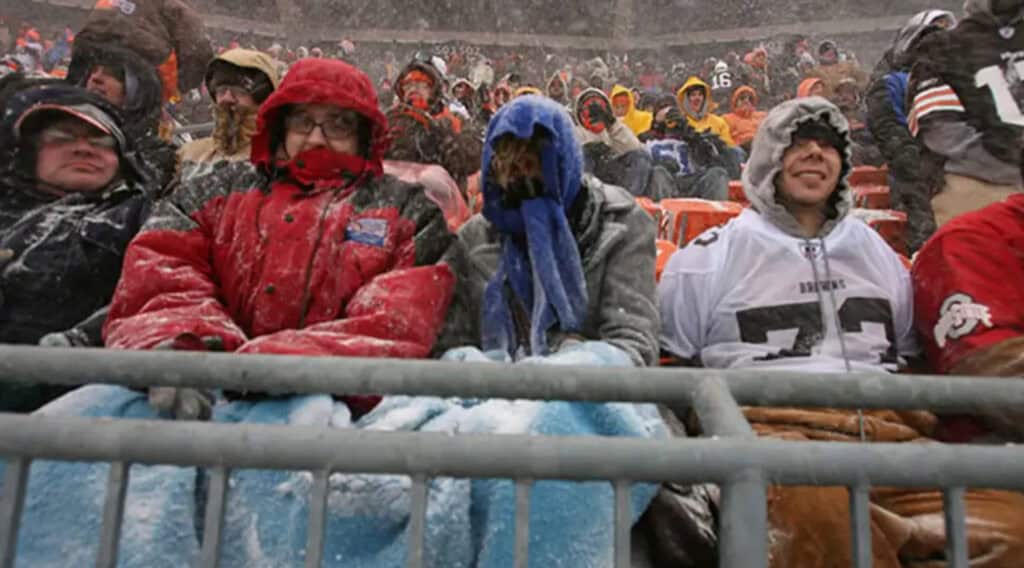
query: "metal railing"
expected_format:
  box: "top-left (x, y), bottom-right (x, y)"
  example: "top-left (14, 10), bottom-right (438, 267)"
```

top-left (1, 346), bottom-right (1024, 568)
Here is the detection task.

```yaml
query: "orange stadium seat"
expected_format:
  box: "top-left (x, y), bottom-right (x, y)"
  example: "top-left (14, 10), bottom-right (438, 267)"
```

top-left (655, 239), bottom-right (678, 282)
top-left (660, 199), bottom-right (744, 247)
top-left (851, 209), bottom-right (909, 257)
top-left (851, 184), bottom-right (891, 209)
top-left (848, 165), bottom-right (889, 187)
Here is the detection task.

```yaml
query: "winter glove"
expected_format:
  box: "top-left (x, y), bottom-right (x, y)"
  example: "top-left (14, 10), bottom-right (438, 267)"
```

top-left (38, 328), bottom-right (92, 348)
top-left (441, 346), bottom-right (512, 364)
top-left (148, 333), bottom-right (224, 421)
top-left (0, 248), bottom-right (13, 307)
top-left (586, 100), bottom-right (615, 128)
top-left (518, 341), bottom-right (635, 367)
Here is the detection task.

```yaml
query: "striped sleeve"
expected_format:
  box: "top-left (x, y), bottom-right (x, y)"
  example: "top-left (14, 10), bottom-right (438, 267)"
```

top-left (908, 84), bottom-right (966, 137)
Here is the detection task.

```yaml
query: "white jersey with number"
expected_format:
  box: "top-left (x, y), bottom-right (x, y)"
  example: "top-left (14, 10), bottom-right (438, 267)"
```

top-left (658, 209), bottom-right (918, 373)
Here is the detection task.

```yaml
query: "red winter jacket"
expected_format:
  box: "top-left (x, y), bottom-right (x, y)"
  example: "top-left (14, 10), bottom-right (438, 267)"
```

top-left (104, 59), bottom-right (457, 413)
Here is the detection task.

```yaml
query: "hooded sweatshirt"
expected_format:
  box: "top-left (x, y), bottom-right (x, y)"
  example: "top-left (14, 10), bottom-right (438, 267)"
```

top-left (797, 77), bottom-right (825, 98)
top-left (573, 88), bottom-right (643, 156)
top-left (178, 49), bottom-right (281, 182)
top-left (722, 85), bottom-right (767, 148)
top-left (659, 97), bottom-right (918, 373)
top-left (610, 84), bottom-right (653, 136)
top-left (676, 77), bottom-right (736, 146)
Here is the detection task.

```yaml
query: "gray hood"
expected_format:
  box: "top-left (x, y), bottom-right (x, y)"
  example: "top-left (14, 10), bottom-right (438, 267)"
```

top-left (742, 96), bottom-right (853, 238)
top-left (894, 10), bottom-right (956, 57)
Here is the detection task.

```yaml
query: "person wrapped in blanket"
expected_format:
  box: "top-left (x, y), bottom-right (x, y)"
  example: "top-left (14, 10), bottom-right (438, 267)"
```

top-left (5, 71), bottom-right (669, 568)
top-left (435, 95), bottom-right (717, 567)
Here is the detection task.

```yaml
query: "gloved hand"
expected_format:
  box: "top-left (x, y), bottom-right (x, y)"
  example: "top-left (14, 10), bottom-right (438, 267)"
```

top-left (586, 100), bottom-right (615, 128)
top-left (148, 387), bottom-right (215, 421)
top-left (148, 333), bottom-right (223, 420)
top-left (518, 341), bottom-right (634, 367)
top-left (38, 328), bottom-right (92, 348)
top-left (441, 346), bottom-right (511, 364)
top-left (0, 248), bottom-right (13, 308)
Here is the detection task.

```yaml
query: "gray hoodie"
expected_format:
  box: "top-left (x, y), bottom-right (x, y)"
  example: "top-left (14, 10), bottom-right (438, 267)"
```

top-left (742, 96), bottom-right (854, 239)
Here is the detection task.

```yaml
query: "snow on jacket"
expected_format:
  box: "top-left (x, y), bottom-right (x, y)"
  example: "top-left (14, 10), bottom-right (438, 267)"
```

top-left (103, 59), bottom-right (456, 411)
top-left (676, 77), bottom-right (735, 146)
top-left (74, 0), bottom-right (213, 95)
top-left (610, 84), bottom-right (653, 136)
top-left (438, 175), bottom-right (659, 366)
top-left (722, 85), bottom-right (767, 148)
top-left (0, 85), bottom-right (155, 347)
top-left (177, 49), bottom-right (281, 183)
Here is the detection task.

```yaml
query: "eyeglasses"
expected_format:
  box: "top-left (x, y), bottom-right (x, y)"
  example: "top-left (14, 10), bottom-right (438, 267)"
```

top-left (38, 125), bottom-right (117, 150)
top-left (213, 85), bottom-right (252, 99)
top-left (284, 110), bottom-right (361, 140)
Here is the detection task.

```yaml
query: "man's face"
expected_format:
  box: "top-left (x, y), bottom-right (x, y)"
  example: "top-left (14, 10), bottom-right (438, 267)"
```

top-left (933, 15), bottom-right (955, 29)
top-left (686, 88), bottom-right (705, 110)
top-left (809, 82), bottom-right (826, 97)
top-left (778, 137), bottom-right (842, 209)
top-left (612, 94), bottom-right (630, 118)
top-left (213, 84), bottom-right (257, 110)
top-left (549, 81), bottom-right (564, 100)
top-left (85, 66), bottom-right (125, 108)
top-left (453, 83), bottom-right (473, 102)
top-left (34, 116), bottom-right (120, 194)
top-left (833, 85), bottom-right (858, 109)
top-left (820, 48), bottom-right (838, 64)
top-left (579, 96), bottom-right (610, 133)
top-left (736, 91), bottom-right (755, 110)
top-left (402, 80), bottom-right (432, 109)
top-left (281, 103), bottom-right (361, 159)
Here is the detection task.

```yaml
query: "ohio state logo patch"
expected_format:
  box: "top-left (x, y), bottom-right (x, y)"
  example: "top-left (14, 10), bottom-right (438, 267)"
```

top-left (934, 293), bottom-right (993, 348)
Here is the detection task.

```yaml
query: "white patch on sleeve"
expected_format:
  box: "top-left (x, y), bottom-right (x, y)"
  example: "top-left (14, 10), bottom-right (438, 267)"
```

top-left (934, 293), bottom-right (994, 348)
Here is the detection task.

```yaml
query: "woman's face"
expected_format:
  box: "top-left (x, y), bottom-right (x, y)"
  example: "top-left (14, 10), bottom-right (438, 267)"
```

top-left (280, 103), bottom-right (361, 159)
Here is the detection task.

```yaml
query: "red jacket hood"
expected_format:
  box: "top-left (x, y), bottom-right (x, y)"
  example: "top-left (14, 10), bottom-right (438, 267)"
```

top-left (251, 58), bottom-right (389, 178)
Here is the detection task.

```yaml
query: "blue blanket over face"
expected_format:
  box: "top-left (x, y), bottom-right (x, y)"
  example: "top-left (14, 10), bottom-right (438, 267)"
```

top-left (3, 386), bottom-right (667, 567)
top-left (481, 96), bottom-right (589, 358)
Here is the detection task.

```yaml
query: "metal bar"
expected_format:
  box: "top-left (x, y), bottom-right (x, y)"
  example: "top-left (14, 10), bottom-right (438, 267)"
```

top-left (514, 479), bottom-right (532, 568)
top-left (944, 488), bottom-right (970, 568)
top-left (0, 458), bottom-right (30, 568)
top-left (2, 347), bottom-right (1024, 415)
top-left (173, 122), bottom-right (215, 136)
top-left (406, 476), bottom-right (428, 568)
top-left (849, 484), bottom-right (872, 568)
top-left (613, 480), bottom-right (631, 568)
top-left (718, 469), bottom-right (768, 568)
top-left (199, 467), bottom-right (230, 568)
top-left (691, 377), bottom-right (754, 438)
top-left (2, 415), bottom-right (1024, 489)
top-left (305, 470), bottom-right (330, 568)
top-left (96, 461), bottom-right (130, 568)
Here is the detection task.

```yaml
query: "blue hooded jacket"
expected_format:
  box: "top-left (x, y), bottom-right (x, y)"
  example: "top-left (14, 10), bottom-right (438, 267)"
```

top-left (479, 96), bottom-right (589, 357)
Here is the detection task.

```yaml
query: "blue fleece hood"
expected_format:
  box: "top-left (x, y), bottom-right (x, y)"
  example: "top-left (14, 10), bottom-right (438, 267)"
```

top-left (479, 95), bottom-right (589, 358)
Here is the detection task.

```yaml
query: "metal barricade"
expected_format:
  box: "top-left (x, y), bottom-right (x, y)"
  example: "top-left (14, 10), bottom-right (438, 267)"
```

top-left (1, 346), bottom-right (1024, 568)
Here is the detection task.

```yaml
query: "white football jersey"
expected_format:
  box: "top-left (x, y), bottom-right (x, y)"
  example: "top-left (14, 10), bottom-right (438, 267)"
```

top-left (659, 209), bottom-right (919, 373)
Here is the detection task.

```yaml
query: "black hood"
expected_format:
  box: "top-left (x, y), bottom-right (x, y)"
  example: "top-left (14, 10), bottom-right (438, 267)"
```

top-left (66, 43), bottom-right (164, 140)
top-left (1, 84), bottom-right (155, 193)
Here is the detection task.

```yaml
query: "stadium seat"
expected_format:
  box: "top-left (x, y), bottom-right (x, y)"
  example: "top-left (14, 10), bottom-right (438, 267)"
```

top-left (851, 184), bottom-right (891, 209)
top-left (728, 180), bottom-right (748, 205)
top-left (655, 239), bottom-right (678, 281)
top-left (851, 208), bottom-right (908, 256)
top-left (660, 198), bottom-right (744, 247)
top-left (848, 165), bottom-right (889, 187)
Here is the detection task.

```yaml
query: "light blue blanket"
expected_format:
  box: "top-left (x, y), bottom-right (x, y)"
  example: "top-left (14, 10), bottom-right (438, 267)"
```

top-left (4, 385), bottom-right (667, 567)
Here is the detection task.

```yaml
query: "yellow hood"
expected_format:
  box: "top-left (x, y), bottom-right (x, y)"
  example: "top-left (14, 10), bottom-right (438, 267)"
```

top-left (677, 76), bottom-right (712, 120)
top-left (610, 84), bottom-right (652, 135)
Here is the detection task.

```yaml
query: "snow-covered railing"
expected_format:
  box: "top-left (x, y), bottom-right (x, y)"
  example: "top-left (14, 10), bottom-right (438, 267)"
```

top-left (2, 346), bottom-right (1024, 568)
